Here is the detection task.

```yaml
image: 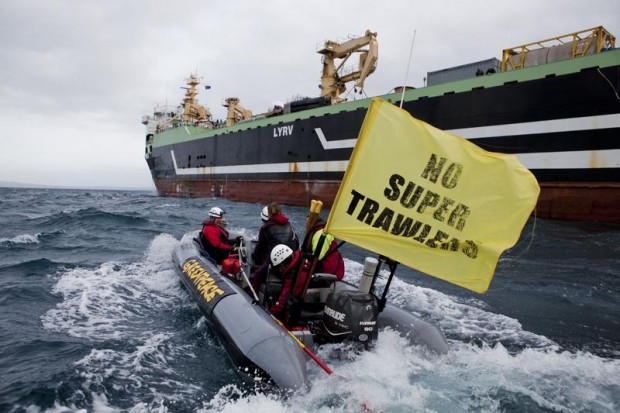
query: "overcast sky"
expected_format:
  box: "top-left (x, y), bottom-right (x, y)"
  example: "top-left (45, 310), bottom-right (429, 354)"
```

top-left (1, 0), bottom-right (618, 190)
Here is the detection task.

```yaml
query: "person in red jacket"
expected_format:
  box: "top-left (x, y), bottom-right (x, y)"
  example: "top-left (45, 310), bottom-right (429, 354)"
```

top-left (267, 244), bottom-right (308, 319)
top-left (200, 206), bottom-right (238, 265)
top-left (303, 217), bottom-right (345, 280)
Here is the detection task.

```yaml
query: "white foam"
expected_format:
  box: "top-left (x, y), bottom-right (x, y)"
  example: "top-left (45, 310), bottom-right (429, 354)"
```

top-left (35, 232), bottom-right (620, 413)
top-left (194, 328), bottom-right (620, 412)
top-left (201, 385), bottom-right (288, 413)
top-left (41, 233), bottom-right (185, 341)
top-left (0, 233), bottom-right (41, 245)
top-left (344, 258), bottom-right (555, 350)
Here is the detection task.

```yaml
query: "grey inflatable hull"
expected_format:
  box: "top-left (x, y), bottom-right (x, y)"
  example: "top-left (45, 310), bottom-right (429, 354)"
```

top-left (172, 231), bottom-right (449, 390)
top-left (173, 231), bottom-right (308, 390)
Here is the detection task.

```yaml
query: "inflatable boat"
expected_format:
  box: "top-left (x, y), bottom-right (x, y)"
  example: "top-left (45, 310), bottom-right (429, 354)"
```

top-left (172, 230), bottom-right (449, 390)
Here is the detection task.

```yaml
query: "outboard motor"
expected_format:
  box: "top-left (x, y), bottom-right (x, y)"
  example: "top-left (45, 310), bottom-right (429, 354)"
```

top-left (323, 290), bottom-right (378, 346)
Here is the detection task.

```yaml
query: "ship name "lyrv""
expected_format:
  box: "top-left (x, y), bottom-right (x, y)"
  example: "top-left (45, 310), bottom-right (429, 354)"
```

top-left (273, 125), bottom-right (294, 137)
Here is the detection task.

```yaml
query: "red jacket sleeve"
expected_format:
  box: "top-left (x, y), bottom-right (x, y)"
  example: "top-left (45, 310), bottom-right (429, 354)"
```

top-left (270, 278), bottom-right (292, 314)
top-left (202, 225), bottom-right (231, 251)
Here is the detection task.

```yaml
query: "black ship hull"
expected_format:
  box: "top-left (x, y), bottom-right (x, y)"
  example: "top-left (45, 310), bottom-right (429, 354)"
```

top-left (145, 49), bottom-right (620, 221)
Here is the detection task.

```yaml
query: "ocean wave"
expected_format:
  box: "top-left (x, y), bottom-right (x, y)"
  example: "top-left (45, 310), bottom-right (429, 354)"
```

top-left (35, 207), bottom-right (149, 229)
top-left (0, 233), bottom-right (41, 245)
top-left (195, 329), bottom-right (620, 413)
top-left (28, 232), bottom-right (620, 413)
top-left (0, 258), bottom-right (74, 273)
top-left (41, 233), bottom-right (184, 341)
top-left (34, 233), bottom-right (239, 412)
top-left (343, 259), bottom-right (557, 352)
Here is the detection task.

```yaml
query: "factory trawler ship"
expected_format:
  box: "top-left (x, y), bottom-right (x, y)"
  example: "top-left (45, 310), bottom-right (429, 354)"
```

top-left (143, 26), bottom-right (620, 221)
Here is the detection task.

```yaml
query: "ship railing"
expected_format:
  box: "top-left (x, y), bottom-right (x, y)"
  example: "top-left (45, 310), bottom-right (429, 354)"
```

top-left (501, 26), bottom-right (616, 72)
top-left (154, 119), bottom-right (221, 134)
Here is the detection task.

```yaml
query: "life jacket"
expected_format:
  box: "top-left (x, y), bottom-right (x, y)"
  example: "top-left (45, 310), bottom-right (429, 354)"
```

top-left (201, 221), bottom-right (231, 264)
top-left (311, 229), bottom-right (334, 260)
top-left (269, 251), bottom-right (311, 315)
top-left (304, 223), bottom-right (345, 280)
top-left (311, 229), bottom-right (345, 280)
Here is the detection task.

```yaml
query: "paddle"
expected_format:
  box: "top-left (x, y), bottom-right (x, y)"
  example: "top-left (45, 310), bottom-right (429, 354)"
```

top-left (237, 238), bottom-right (260, 301)
top-left (290, 199), bottom-right (324, 302)
top-left (298, 199), bottom-right (331, 300)
top-left (304, 199), bottom-right (323, 249)
top-left (237, 238), bottom-right (333, 376)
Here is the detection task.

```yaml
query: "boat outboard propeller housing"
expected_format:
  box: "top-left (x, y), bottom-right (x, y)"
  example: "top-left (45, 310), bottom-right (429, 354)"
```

top-left (323, 290), bottom-right (378, 345)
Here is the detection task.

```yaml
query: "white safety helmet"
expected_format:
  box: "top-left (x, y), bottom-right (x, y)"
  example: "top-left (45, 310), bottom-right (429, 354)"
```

top-left (261, 206), bottom-right (269, 222)
top-left (270, 244), bottom-right (293, 267)
top-left (209, 206), bottom-right (225, 218)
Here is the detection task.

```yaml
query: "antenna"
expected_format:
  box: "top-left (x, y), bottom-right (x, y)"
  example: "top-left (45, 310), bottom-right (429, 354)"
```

top-left (399, 29), bottom-right (417, 108)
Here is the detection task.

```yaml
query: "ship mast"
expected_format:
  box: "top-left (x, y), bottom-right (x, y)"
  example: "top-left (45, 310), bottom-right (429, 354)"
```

top-left (181, 74), bottom-right (212, 124)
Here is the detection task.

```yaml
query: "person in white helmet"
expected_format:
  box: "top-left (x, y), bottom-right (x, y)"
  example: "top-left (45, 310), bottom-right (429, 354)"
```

top-left (266, 244), bottom-right (309, 318)
top-left (200, 206), bottom-right (240, 264)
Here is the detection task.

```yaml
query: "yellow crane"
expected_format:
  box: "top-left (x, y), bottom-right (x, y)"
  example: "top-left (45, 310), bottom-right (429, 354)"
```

top-left (317, 30), bottom-right (378, 104)
top-left (223, 97), bottom-right (253, 127)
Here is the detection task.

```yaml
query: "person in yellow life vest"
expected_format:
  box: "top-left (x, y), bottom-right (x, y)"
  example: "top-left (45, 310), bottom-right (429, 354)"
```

top-left (304, 218), bottom-right (345, 280)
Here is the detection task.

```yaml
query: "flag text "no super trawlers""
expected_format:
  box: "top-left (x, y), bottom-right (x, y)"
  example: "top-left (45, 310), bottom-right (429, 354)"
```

top-left (345, 154), bottom-right (479, 259)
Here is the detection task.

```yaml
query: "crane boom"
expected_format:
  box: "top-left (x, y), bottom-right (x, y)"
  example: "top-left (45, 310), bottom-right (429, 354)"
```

top-left (317, 30), bottom-right (378, 104)
top-left (223, 97), bottom-right (253, 127)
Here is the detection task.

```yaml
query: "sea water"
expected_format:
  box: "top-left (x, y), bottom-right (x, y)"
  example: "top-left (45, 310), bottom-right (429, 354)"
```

top-left (0, 187), bottom-right (618, 412)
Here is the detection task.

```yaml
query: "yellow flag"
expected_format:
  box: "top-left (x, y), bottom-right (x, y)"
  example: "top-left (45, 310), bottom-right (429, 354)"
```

top-left (325, 98), bottom-right (539, 293)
